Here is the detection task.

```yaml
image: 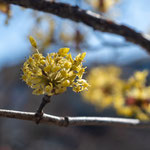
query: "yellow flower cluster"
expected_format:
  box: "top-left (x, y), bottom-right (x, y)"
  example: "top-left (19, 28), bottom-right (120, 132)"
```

top-left (22, 37), bottom-right (89, 96)
top-left (114, 71), bottom-right (150, 120)
top-left (82, 66), bottom-right (150, 120)
top-left (82, 66), bottom-right (123, 109)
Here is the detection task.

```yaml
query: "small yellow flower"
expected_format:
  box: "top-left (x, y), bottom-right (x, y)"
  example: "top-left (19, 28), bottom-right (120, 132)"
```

top-left (58, 48), bottom-right (70, 56)
top-left (22, 37), bottom-right (89, 96)
top-left (82, 66), bottom-right (123, 109)
top-left (29, 36), bottom-right (37, 48)
top-left (114, 70), bottom-right (150, 120)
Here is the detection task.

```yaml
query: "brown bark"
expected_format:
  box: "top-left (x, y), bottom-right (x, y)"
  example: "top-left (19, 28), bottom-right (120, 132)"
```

top-left (0, 0), bottom-right (150, 53)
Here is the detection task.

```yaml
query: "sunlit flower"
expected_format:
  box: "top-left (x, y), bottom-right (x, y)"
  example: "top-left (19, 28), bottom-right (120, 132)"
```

top-left (22, 37), bottom-right (89, 96)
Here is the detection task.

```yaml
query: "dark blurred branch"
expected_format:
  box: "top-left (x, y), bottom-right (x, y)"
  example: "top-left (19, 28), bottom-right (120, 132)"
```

top-left (0, 109), bottom-right (150, 128)
top-left (1, 0), bottom-right (150, 53)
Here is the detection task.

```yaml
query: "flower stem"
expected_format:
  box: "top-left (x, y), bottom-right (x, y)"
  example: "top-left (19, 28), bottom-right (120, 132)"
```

top-left (35, 95), bottom-right (51, 124)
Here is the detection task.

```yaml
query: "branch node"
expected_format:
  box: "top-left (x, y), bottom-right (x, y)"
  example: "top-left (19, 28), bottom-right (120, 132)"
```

top-left (35, 111), bottom-right (43, 124)
top-left (63, 116), bottom-right (69, 127)
top-left (35, 95), bottom-right (51, 124)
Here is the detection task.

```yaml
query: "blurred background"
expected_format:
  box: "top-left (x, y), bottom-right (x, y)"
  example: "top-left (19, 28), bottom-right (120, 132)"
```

top-left (0, 0), bottom-right (150, 149)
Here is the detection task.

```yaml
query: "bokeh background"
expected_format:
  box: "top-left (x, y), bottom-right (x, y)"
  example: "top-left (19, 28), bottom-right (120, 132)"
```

top-left (0, 0), bottom-right (150, 149)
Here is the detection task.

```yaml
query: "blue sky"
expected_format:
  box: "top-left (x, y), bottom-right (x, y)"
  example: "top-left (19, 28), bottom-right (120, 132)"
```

top-left (0, 6), bottom-right (34, 68)
top-left (0, 0), bottom-right (150, 69)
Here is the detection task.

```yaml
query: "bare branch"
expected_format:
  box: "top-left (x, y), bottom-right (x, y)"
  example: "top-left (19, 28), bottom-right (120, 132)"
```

top-left (0, 109), bottom-right (150, 128)
top-left (1, 0), bottom-right (150, 53)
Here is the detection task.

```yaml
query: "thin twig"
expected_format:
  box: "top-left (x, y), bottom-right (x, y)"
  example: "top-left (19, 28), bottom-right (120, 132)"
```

top-left (0, 109), bottom-right (150, 128)
top-left (1, 0), bottom-right (150, 53)
top-left (35, 95), bottom-right (51, 124)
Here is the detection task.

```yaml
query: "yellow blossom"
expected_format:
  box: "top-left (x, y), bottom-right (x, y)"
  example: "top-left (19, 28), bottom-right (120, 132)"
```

top-left (22, 37), bottom-right (89, 96)
top-left (82, 66), bottom-right (123, 109)
top-left (82, 66), bottom-right (150, 120)
top-left (29, 36), bottom-right (37, 48)
top-left (125, 70), bottom-right (148, 89)
top-left (114, 70), bottom-right (150, 120)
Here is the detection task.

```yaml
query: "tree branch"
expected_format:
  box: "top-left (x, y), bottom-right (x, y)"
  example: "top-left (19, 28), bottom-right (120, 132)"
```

top-left (1, 0), bottom-right (150, 53)
top-left (0, 109), bottom-right (150, 128)
top-left (35, 95), bottom-right (51, 124)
